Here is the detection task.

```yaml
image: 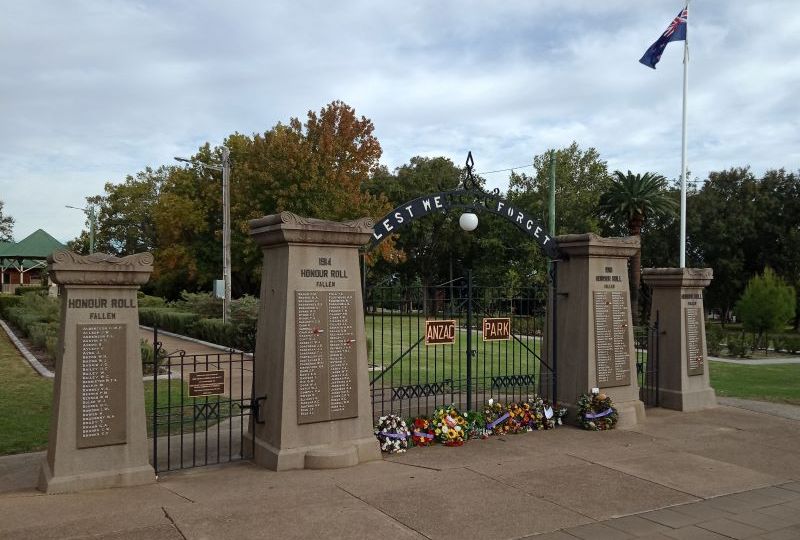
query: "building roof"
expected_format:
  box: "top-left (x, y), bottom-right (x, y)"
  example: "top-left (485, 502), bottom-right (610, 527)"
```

top-left (0, 229), bottom-right (65, 268)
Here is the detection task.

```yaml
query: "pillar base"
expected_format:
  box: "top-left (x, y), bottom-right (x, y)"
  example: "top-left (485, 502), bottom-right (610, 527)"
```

top-left (38, 458), bottom-right (154, 494)
top-left (249, 434), bottom-right (380, 471)
top-left (659, 387), bottom-right (717, 412)
top-left (615, 399), bottom-right (646, 429)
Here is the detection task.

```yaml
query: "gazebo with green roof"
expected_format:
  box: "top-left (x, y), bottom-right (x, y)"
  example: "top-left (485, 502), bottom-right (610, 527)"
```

top-left (0, 229), bottom-right (65, 293)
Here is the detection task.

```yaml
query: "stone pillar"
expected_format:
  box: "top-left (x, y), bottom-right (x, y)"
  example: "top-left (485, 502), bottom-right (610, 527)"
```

top-left (247, 212), bottom-right (381, 471)
top-left (555, 234), bottom-right (645, 428)
top-left (39, 251), bottom-right (155, 494)
top-left (642, 268), bottom-right (716, 411)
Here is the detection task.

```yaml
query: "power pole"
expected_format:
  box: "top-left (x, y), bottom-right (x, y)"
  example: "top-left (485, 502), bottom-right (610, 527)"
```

top-left (221, 147), bottom-right (232, 325)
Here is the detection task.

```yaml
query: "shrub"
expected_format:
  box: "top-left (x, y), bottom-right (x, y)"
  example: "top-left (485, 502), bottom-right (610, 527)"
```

top-left (784, 335), bottom-right (800, 354)
top-left (140, 339), bottom-right (166, 375)
top-left (15, 286), bottom-right (49, 296)
top-left (0, 295), bottom-right (22, 318)
top-left (735, 268), bottom-right (796, 353)
top-left (174, 291), bottom-right (222, 318)
top-left (705, 323), bottom-right (724, 356)
top-left (726, 333), bottom-right (753, 358)
top-left (5, 293), bottom-right (59, 337)
top-left (192, 318), bottom-right (238, 349)
top-left (136, 292), bottom-right (167, 308)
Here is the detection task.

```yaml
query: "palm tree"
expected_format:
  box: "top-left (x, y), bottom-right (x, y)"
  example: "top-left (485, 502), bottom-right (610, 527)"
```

top-left (598, 170), bottom-right (677, 325)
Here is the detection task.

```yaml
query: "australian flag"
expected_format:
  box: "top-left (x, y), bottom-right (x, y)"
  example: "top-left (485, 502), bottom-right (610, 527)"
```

top-left (639, 6), bottom-right (688, 69)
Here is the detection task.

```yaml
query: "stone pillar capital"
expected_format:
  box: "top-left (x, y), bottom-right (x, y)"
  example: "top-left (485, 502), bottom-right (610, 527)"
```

top-left (642, 267), bottom-right (713, 289)
top-left (556, 233), bottom-right (639, 259)
top-left (48, 250), bottom-right (153, 286)
top-left (249, 212), bottom-right (374, 248)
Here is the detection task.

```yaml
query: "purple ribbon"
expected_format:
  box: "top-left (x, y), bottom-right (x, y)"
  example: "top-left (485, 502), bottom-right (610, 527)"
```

top-left (413, 431), bottom-right (434, 440)
top-left (487, 412), bottom-right (510, 430)
top-left (381, 432), bottom-right (408, 440)
top-left (584, 408), bottom-right (613, 419)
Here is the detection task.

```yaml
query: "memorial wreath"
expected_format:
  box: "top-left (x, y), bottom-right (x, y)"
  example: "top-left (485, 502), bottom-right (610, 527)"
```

top-left (432, 405), bottom-right (467, 446)
top-left (577, 392), bottom-right (618, 430)
top-left (374, 414), bottom-right (410, 453)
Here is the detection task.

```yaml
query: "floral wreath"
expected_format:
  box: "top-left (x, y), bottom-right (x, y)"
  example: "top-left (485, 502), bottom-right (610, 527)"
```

top-left (374, 414), bottom-right (410, 453)
top-left (577, 391), bottom-right (618, 431)
top-left (432, 405), bottom-right (467, 446)
top-left (483, 399), bottom-right (511, 436)
top-left (410, 416), bottom-right (436, 446)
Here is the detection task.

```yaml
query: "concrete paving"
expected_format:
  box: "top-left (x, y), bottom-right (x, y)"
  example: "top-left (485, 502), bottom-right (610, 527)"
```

top-left (2, 403), bottom-right (800, 539)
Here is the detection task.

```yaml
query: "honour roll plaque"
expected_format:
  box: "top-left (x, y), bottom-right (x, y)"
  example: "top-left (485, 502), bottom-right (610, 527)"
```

top-left (295, 291), bottom-right (358, 424)
top-left (685, 306), bottom-right (704, 376)
top-left (77, 324), bottom-right (127, 448)
top-left (593, 291), bottom-right (632, 387)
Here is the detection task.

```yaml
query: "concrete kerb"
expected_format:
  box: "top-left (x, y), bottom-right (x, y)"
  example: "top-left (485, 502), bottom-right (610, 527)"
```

top-left (0, 318), bottom-right (173, 381)
top-left (0, 318), bottom-right (54, 379)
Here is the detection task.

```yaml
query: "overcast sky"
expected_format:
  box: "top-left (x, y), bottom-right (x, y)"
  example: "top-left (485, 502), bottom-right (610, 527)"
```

top-left (1, 1), bottom-right (798, 242)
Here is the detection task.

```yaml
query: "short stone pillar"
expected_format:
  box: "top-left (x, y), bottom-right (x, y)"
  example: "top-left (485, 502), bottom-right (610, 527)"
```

top-left (642, 268), bottom-right (717, 411)
top-left (39, 251), bottom-right (155, 494)
top-left (554, 234), bottom-right (645, 428)
top-left (247, 212), bottom-right (381, 470)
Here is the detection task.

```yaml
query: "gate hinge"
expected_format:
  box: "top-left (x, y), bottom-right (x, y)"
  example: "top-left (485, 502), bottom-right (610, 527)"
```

top-left (241, 395), bottom-right (267, 424)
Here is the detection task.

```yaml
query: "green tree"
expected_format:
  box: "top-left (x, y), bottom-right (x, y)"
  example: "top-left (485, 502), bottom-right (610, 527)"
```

top-left (154, 100), bottom-right (390, 296)
top-left (598, 170), bottom-right (677, 324)
top-left (735, 267), bottom-right (796, 352)
top-left (0, 200), bottom-right (13, 241)
top-left (509, 142), bottom-right (612, 236)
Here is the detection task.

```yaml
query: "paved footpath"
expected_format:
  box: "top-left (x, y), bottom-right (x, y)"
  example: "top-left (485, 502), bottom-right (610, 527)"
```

top-left (2, 403), bottom-right (800, 539)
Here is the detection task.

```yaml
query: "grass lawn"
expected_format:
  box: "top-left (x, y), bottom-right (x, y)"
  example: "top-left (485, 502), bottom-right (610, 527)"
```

top-left (366, 313), bottom-right (546, 390)
top-left (710, 361), bottom-right (800, 405)
top-left (0, 331), bottom-right (52, 454)
top-left (0, 329), bottom-right (223, 454)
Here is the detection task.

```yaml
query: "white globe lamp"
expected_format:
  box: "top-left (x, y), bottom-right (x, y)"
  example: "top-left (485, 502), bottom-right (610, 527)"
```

top-left (459, 212), bottom-right (479, 232)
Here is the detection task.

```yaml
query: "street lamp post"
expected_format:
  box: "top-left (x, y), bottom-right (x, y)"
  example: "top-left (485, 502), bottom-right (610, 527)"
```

top-left (459, 211), bottom-right (478, 411)
top-left (66, 205), bottom-right (97, 254)
top-left (174, 147), bottom-right (232, 324)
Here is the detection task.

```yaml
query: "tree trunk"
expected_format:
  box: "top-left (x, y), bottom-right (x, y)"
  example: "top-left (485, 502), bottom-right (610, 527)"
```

top-left (628, 215), bottom-right (644, 326)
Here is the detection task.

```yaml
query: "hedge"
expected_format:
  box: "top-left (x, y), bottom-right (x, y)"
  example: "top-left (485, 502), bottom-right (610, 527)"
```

top-left (0, 295), bottom-right (22, 318)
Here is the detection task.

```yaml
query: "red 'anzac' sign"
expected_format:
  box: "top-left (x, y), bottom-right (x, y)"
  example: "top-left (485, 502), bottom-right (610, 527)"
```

top-left (425, 320), bottom-right (456, 345)
top-left (482, 317), bottom-right (511, 341)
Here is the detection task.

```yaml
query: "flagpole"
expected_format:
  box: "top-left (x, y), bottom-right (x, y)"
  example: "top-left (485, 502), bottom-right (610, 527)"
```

top-left (679, 2), bottom-right (689, 268)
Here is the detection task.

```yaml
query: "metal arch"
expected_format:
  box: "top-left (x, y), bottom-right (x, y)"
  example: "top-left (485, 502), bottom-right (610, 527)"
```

top-left (367, 152), bottom-right (560, 259)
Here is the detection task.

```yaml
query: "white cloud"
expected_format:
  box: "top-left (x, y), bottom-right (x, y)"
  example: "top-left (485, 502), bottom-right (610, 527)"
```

top-left (1, 0), bottom-right (798, 241)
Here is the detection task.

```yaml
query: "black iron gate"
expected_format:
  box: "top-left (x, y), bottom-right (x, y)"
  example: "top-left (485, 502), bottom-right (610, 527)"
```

top-left (147, 327), bottom-right (256, 473)
top-left (635, 312), bottom-right (660, 407)
top-left (367, 273), bottom-right (554, 418)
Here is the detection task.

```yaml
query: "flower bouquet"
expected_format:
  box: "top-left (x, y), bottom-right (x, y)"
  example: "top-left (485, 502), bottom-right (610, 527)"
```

top-left (536, 396), bottom-right (567, 429)
top-left (432, 405), bottom-right (467, 446)
top-left (577, 391), bottom-right (618, 431)
top-left (374, 414), bottom-right (410, 453)
top-left (483, 398), bottom-right (511, 436)
top-left (410, 416), bottom-right (436, 447)
top-left (462, 409), bottom-right (487, 439)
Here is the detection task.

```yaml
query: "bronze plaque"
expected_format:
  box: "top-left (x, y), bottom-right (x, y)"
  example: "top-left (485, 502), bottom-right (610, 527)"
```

top-left (685, 306), bottom-right (705, 375)
top-left (76, 324), bottom-right (127, 448)
top-left (482, 317), bottom-right (511, 341)
top-left (425, 320), bottom-right (456, 345)
top-left (327, 291), bottom-right (358, 420)
top-left (188, 370), bottom-right (226, 397)
top-left (592, 291), bottom-right (632, 388)
top-left (295, 290), bottom-right (359, 424)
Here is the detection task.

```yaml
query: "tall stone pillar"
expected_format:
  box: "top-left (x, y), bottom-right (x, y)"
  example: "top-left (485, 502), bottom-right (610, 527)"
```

top-left (39, 251), bottom-right (155, 494)
top-left (642, 268), bottom-right (717, 411)
top-left (555, 234), bottom-right (645, 428)
top-left (247, 212), bottom-right (381, 470)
